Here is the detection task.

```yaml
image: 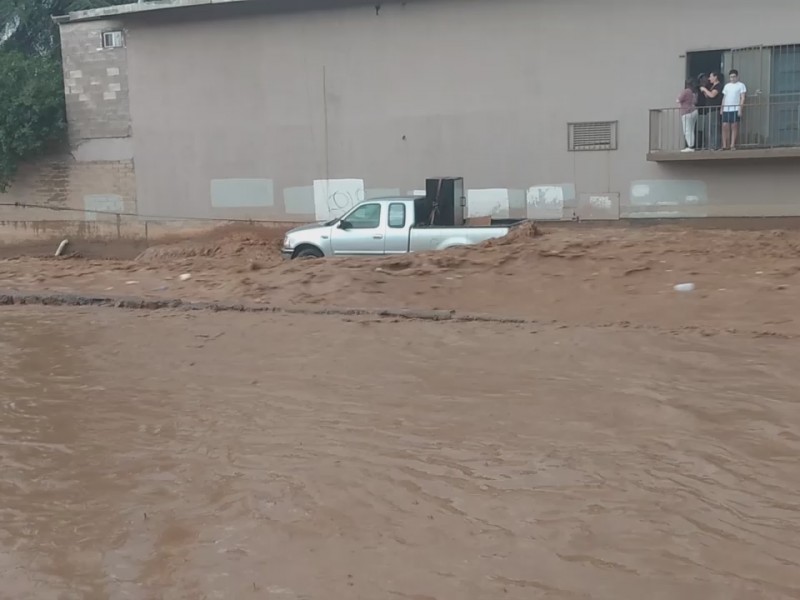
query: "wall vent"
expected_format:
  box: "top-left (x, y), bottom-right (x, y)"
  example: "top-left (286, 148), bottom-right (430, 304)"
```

top-left (568, 121), bottom-right (618, 151)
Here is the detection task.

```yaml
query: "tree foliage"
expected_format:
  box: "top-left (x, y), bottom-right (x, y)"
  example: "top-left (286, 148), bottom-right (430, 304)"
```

top-left (0, 51), bottom-right (65, 190)
top-left (0, 1), bottom-right (129, 55)
top-left (0, 0), bottom-right (129, 190)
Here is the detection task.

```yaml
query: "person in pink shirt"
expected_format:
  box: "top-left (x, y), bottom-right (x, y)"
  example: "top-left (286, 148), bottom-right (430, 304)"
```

top-left (677, 77), bottom-right (698, 152)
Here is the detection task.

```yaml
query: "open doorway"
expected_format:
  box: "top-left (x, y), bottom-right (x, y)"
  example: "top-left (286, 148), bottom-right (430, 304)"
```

top-left (687, 50), bottom-right (723, 79)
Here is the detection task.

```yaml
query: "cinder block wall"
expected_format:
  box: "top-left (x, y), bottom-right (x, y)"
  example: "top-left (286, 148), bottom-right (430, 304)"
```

top-left (1, 19), bottom-right (138, 234)
top-left (61, 20), bottom-right (132, 143)
top-left (2, 157), bottom-right (136, 217)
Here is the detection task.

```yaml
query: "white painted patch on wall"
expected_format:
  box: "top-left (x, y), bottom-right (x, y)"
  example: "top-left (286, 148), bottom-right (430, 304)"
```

top-left (625, 180), bottom-right (709, 218)
top-left (69, 70), bottom-right (83, 79)
top-left (589, 195), bottom-right (612, 210)
top-left (527, 185), bottom-right (565, 220)
top-left (629, 180), bottom-right (709, 206)
top-left (631, 183), bottom-right (650, 199)
top-left (410, 190), bottom-right (426, 197)
top-left (84, 194), bottom-right (124, 220)
top-left (107, 67), bottom-right (120, 77)
top-left (313, 178), bottom-right (365, 221)
top-left (210, 179), bottom-right (275, 208)
top-left (103, 91), bottom-right (117, 101)
top-left (577, 193), bottom-right (620, 220)
top-left (467, 189), bottom-right (510, 218)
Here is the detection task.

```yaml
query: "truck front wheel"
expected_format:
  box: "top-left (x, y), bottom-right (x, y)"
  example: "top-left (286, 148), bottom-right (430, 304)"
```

top-left (294, 246), bottom-right (324, 259)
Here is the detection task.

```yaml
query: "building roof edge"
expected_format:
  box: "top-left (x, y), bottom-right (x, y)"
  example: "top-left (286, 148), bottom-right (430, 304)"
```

top-left (54, 0), bottom-right (252, 25)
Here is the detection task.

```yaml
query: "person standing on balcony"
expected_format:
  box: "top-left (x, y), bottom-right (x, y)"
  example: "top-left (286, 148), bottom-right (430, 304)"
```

top-left (678, 78), bottom-right (698, 152)
top-left (695, 74), bottom-right (709, 149)
top-left (722, 69), bottom-right (747, 150)
top-left (700, 72), bottom-right (723, 150)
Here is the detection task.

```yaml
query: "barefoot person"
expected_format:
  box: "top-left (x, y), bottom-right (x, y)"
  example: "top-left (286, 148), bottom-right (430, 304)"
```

top-left (722, 69), bottom-right (747, 150)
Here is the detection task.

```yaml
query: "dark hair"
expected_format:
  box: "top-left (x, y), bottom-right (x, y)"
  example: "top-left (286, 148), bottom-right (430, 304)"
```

top-left (729, 69), bottom-right (739, 76)
top-left (685, 77), bottom-right (697, 89)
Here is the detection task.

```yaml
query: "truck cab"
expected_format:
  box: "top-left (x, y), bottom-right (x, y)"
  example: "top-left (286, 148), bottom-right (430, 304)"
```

top-left (283, 198), bottom-right (416, 258)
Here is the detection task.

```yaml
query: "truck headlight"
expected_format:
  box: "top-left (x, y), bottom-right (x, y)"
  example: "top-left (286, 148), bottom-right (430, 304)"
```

top-left (283, 236), bottom-right (295, 249)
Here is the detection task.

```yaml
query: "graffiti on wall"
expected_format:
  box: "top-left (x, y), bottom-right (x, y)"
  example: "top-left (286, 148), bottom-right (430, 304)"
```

top-left (526, 185), bottom-right (564, 220)
top-left (313, 179), bottom-right (365, 221)
top-left (275, 180), bottom-right (646, 222)
top-left (525, 184), bottom-right (578, 220)
top-left (286, 182), bottom-right (581, 221)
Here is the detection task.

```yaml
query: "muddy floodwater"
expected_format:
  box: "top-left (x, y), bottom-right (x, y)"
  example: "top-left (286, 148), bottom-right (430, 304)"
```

top-left (1, 307), bottom-right (799, 599)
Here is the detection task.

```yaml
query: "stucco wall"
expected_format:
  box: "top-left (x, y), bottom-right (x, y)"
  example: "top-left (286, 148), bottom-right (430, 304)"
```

top-left (63, 0), bottom-right (800, 220)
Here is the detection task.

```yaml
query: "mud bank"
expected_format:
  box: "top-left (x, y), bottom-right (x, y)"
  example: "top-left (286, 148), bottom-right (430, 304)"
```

top-left (0, 290), bottom-right (527, 323)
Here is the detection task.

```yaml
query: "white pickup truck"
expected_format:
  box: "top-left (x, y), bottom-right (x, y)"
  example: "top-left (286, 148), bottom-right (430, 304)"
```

top-left (282, 197), bottom-right (524, 259)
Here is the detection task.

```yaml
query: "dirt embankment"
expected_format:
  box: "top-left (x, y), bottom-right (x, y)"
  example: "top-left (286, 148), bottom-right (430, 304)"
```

top-left (2, 222), bottom-right (800, 335)
top-left (134, 223), bottom-right (287, 266)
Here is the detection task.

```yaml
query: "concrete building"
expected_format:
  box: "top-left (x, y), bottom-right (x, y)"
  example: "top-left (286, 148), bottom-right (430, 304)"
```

top-left (48, 0), bottom-right (800, 223)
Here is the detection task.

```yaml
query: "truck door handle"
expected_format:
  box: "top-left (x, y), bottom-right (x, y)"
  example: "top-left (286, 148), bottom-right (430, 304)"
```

top-left (373, 235), bottom-right (384, 239)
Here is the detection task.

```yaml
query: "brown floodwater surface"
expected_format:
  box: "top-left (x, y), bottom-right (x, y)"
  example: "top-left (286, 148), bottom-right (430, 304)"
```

top-left (0, 307), bottom-right (799, 599)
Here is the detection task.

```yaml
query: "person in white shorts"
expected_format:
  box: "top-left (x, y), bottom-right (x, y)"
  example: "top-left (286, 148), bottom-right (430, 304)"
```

top-left (722, 69), bottom-right (747, 150)
top-left (677, 77), bottom-right (699, 151)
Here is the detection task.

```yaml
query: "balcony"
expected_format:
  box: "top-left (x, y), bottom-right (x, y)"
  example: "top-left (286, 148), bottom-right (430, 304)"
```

top-left (647, 100), bottom-right (800, 161)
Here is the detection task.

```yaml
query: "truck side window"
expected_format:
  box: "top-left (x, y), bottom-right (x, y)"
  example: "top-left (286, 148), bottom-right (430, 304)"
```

top-left (347, 203), bottom-right (381, 229)
top-left (388, 203), bottom-right (406, 228)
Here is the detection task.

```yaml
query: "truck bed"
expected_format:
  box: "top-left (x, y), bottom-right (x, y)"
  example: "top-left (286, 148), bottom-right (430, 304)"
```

top-left (407, 219), bottom-right (526, 252)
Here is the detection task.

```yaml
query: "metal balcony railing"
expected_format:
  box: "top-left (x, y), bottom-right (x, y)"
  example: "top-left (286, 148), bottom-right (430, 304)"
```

top-left (648, 100), bottom-right (800, 154)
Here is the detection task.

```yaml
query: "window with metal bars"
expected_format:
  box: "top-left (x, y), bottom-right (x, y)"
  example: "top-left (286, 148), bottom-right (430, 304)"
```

top-left (102, 30), bottom-right (124, 49)
top-left (567, 121), bottom-right (618, 151)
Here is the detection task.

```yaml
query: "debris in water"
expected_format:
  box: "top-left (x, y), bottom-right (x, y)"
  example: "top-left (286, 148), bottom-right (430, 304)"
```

top-left (55, 239), bottom-right (69, 257)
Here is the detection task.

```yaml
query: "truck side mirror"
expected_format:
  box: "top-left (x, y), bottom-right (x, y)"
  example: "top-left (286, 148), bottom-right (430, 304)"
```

top-left (338, 220), bottom-right (352, 230)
